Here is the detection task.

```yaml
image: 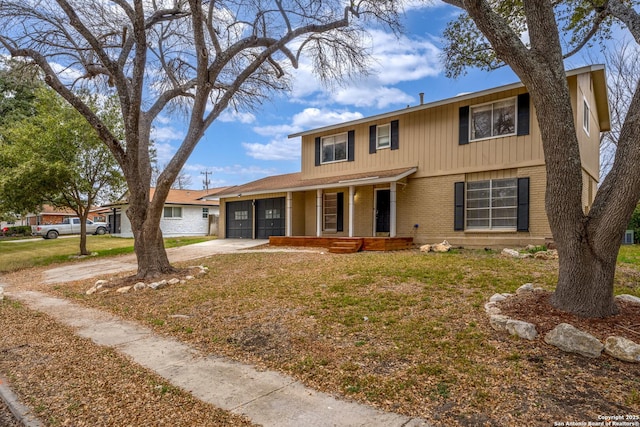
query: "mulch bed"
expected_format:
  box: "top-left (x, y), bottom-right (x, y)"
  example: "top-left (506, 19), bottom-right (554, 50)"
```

top-left (498, 290), bottom-right (640, 342)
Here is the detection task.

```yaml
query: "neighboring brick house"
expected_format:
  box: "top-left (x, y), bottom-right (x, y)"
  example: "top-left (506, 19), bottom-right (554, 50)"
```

top-left (26, 205), bottom-right (77, 226)
top-left (216, 65), bottom-right (609, 248)
top-left (103, 187), bottom-right (228, 237)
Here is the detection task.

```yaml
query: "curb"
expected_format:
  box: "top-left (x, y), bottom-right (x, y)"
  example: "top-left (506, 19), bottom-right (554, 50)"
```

top-left (0, 375), bottom-right (43, 427)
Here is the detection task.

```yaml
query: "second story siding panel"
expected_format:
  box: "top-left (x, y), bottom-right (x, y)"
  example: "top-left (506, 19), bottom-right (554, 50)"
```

top-left (300, 88), bottom-right (546, 179)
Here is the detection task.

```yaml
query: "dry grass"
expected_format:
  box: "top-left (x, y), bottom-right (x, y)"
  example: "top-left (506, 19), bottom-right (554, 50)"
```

top-left (18, 247), bottom-right (640, 427)
top-left (0, 298), bottom-right (254, 427)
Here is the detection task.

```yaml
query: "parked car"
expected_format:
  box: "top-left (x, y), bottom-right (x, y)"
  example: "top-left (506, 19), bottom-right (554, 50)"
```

top-left (32, 218), bottom-right (109, 239)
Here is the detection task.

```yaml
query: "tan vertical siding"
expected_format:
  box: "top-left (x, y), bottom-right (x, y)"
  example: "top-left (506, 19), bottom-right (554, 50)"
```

top-left (301, 87), bottom-right (546, 182)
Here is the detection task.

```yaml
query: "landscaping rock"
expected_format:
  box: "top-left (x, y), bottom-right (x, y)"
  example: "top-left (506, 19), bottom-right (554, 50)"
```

top-left (133, 282), bottom-right (146, 291)
top-left (95, 279), bottom-right (108, 286)
top-left (86, 286), bottom-right (97, 295)
top-left (604, 336), bottom-right (640, 363)
top-left (185, 275), bottom-right (195, 280)
top-left (484, 302), bottom-right (501, 315)
top-left (489, 293), bottom-right (507, 303)
top-left (506, 319), bottom-right (538, 340)
top-left (148, 280), bottom-right (168, 290)
top-left (534, 250), bottom-right (558, 260)
top-left (501, 248), bottom-right (521, 258)
top-left (544, 323), bottom-right (603, 358)
top-left (168, 278), bottom-right (180, 285)
top-left (419, 244), bottom-right (431, 252)
top-left (116, 286), bottom-right (132, 294)
top-left (489, 315), bottom-right (511, 332)
top-left (431, 240), bottom-right (451, 252)
top-left (516, 283), bottom-right (534, 294)
top-left (0, 286), bottom-right (3, 301)
top-left (616, 294), bottom-right (640, 305)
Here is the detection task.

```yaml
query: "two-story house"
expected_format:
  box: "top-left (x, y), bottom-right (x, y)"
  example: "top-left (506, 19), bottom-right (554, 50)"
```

top-left (216, 65), bottom-right (609, 249)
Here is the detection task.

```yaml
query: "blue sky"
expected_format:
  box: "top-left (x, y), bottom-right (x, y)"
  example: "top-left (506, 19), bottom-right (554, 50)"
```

top-left (149, 1), bottom-right (603, 190)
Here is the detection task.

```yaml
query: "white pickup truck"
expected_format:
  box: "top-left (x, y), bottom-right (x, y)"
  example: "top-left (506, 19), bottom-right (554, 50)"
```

top-left (32, 217), bottom-right (109, 239)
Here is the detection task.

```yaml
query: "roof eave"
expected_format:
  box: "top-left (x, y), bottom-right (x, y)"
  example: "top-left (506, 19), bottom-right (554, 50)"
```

top-left (219, 167), bottom-right (418, 198)
top-left (288, 64), bottom-right (608, 139)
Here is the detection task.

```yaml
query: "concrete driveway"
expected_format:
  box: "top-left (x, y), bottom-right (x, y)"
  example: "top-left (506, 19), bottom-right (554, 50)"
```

top-left (42, 239), bottom-right (269, 284)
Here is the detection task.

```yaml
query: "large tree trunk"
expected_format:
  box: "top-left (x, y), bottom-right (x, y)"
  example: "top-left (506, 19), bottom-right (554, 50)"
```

top-left (132, 219), bottom-right (174, 279)
top-left (126, 177), bottom-right (176, 279)
top-left (552, 228), bottom-right (620, 317)
top-left (525, 64), bottom-right (621, 317)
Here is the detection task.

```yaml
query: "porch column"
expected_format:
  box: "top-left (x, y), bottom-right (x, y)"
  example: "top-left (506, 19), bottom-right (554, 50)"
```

top-left (348, 186), bottom-right (355, 237)
top-left (390, 182), bottom-right (397, 237)
top-left (316, 189), bottom-right (322, 237)
top-left (286, 192), bottom-right (292, 237)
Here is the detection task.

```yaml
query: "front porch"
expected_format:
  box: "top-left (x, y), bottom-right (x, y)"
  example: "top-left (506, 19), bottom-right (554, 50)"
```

top-left (269, 236), bottom-right (414, 253)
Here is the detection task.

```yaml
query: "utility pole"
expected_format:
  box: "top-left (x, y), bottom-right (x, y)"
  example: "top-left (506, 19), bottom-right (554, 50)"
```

top-left (201, 170), bottom-right (212, 192)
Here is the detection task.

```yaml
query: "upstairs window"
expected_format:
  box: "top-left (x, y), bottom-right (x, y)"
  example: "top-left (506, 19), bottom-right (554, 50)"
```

top-left (376, 124), bottom-right (390, 149)
top-left (583, 99), bottom-right (590, 135)
top-left (471, 98), bottom-right (516, 141)
top-left (321, 133), bottom-right (347, 163)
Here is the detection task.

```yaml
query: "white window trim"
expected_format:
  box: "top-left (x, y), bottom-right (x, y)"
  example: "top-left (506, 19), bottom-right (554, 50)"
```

top-left (321, 132), bottom-right (348, 164)
top-left (583, 98), bottom-right (590, 136)
top-left (469, 97), bottom-right (518, 142)
top-left (465, 178), bottom-right (517, 231)
top-left (376, 123), bottom-right (391, 149)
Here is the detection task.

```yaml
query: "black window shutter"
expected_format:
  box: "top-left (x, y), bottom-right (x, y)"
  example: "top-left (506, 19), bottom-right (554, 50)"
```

top-left (369, 125), bottom-right (377, 154)
top-left (459, 106), bottom-right (469, 145)
top-left (347, 130), bottom-right (355, 162)
top-left (391, 120), bottom-right (399, 150)
top-left (517, 93), bottom-right (530, 136)
top-left (517, 177), bottom-right (530, 231)
top-left (315, 137), bottom-right (321, 166)
top-left (454, 182), bottom-right (465, 231)
top-left (337, 192), bottom-right (344, 232)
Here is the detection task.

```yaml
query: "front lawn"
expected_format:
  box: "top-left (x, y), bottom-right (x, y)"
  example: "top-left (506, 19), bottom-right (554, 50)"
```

top-left (43, 246), bottom-right (640, 426)
top-left (0, 235), bottom-right (216, 272)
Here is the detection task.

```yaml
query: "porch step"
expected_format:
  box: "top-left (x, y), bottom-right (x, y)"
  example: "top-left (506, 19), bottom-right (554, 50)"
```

top-left (328, 239), bottom-right (363, 254)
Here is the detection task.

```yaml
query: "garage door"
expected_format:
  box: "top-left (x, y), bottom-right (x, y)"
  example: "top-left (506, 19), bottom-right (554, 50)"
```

top-left (256, 198), bottom-right (285, 239)
top-left (226, 200), bottom-right (253, 238)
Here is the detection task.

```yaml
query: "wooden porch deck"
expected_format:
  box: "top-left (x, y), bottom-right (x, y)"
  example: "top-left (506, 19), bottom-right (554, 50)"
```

top-left (268, 236), bottom-right (414, 253)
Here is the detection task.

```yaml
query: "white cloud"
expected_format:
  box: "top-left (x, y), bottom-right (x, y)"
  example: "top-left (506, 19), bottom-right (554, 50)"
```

top-left (289, 29), bottom-right (442, 109)
top-left (332, 86), bottom-right (414, 109)
top-left (218, 110), bottom-right (257, 124)
top-left (369, 30), bottom-right (442, 84)
top-left (243, 136), bottom-right (301, 161)
top-left (253, 108), bottom-right (364, 136)
top-left (151, 125), bottom-right (185, 143)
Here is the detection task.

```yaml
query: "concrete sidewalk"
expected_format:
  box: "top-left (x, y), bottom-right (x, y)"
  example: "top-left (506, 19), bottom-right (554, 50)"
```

top-left (3, 239), bottom-right (431, 426)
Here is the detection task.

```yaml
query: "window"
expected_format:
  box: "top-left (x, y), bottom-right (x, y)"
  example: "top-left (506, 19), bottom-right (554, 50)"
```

top-left (466, 178), bottom-right (517, 229)
top-left (323, 193), bottom-right (338, 231)
top-left (234, 210), bottom-right (248, 220)
top-left (163, 207), bottom-right (182, 218)
top-left (583, 99), bottom-right (590, 135)
top-left (265, 209), bottom-right (280, 219)
top-left (321, 133), bottom-right (347, 163)
top-left (376, 124), bottom-right (390, 149)
top-left (202, 207), bottom-right (209, 219)
top-left (470, 98), bottom-right (516, 141)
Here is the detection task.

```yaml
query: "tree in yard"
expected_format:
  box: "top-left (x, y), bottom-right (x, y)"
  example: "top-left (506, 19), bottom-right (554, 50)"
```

top-left (0, 0), bottom-right (400, 279)
top-left (0, 86), bottom-right (126, 255)
top-left (441, 0), bottom-right (640, 317)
